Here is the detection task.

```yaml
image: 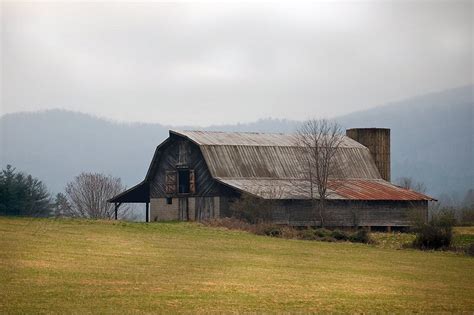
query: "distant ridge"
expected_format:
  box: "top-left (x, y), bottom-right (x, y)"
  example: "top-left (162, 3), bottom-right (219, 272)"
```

top-left (1, 86), bottom-right (472, 199)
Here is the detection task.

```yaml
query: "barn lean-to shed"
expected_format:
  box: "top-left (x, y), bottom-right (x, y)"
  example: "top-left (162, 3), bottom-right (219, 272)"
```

top-left (109, 128), bottom-right (434, 228)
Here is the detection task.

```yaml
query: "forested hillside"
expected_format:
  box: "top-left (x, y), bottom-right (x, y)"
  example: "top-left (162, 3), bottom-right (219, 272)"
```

top-left (1, 86), bottom-right (472, 198)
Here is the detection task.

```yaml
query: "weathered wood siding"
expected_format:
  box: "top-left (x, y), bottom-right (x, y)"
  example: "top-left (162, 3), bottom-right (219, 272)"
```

top-left (150, 135), bottom-right (221, 198)
top-left (346, 128), bottom-right (390, 181)
top-left (195, 197), bottom-right (220, 220)
top-left (219, 196), bottom-right (233, 218)
top-left (228, 199), bottom-right (427, 227)
top-left (148, 135), bottom-right (235, 221)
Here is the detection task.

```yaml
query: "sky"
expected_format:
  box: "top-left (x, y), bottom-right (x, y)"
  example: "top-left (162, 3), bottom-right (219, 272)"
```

top-left (1, 0), bottom-right (472, 126)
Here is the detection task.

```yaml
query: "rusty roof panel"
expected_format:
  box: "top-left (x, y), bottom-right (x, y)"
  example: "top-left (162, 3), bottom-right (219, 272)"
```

top-left (330, 179), bottom-right (434, 201)
top-left (217, 178), bottom-right (434, 201)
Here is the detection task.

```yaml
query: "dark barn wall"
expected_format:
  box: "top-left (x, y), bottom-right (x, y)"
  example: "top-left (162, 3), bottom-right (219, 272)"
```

top-left (259, 199), bottom-right (427, 227)
top-left (149, 135), bottom-right (238, 221)
top-left (219, 196), bottom-right (233, 218)
top-left (150, 135), bottom-right (220, 198)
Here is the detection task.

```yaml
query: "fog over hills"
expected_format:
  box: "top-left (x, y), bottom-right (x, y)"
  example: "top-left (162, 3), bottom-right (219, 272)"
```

top-left (337, 85), bottom-right (472, 200)
top-left (1, 86), bottom-right (472, 199)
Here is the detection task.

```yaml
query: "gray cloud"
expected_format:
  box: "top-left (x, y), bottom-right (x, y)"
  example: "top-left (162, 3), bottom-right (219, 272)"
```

top-left (1, 1), bottom-right (472, 125)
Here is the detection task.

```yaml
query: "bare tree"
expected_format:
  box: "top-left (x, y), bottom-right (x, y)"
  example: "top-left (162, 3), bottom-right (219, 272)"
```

top-left (294, 119), bottom-right (344, 227)
top-left (396, 177), bottom-right (427, 194)
top-left (64, 173), bottom-right (130, 219)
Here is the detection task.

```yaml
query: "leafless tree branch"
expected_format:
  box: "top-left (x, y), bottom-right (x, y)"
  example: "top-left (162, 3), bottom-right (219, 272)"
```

top-left (396, 177), bottom-right (427, 194)
top-left (63, 173), bottom-right (131, 219)
top-left (293, 119), bottom-right (344, 227)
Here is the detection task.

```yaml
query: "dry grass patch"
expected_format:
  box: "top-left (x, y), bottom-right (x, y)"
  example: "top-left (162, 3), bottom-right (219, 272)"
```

top-left (0, 217), bottom-right (473, 313)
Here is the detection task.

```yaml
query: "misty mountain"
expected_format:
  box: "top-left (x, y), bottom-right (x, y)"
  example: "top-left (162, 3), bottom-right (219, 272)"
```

top-left (338, 85), bottom-right (472, 199)
top-left (0, 111), bottom-right (168, 194)
top-left (0, 86), bottom-right (472, 199)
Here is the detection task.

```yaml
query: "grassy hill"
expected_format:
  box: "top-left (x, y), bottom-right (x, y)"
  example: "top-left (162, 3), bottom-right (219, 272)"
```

top-left (1, 217), bottom-right (473, 313)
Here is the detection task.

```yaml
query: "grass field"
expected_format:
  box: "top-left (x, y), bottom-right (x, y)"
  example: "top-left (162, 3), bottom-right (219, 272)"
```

top-left (371, 227), bottom-right (474, 250)
top-left (1, 217), bottom-right (473, 313)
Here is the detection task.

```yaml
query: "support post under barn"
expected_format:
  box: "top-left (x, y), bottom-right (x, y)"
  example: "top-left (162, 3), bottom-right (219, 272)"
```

top-left (146, 202), bottom-right (149, 223)
top-left (114, 202), bottom-right (122, 220)
top-left (108, 181), bottom-right (149, 221)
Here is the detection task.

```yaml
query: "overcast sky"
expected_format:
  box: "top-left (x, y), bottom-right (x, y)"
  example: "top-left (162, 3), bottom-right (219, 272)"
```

top-left (1, 1), bottom-right (472, 126)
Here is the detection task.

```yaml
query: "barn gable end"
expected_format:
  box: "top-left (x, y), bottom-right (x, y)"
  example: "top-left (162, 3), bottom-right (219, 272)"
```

top-left (146, 133), bottom-right (237, 221)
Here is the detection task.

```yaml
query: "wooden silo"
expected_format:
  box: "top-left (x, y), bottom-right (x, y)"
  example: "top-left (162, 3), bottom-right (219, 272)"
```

top-left (346, 128), bottom-right (391, 182)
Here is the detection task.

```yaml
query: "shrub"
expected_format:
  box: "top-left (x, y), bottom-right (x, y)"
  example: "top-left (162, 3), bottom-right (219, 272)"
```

top-left (296, 228), bottom-right (333, 240)
top-left (466, 244), bottom-right (474, 256)
top-left (279, 226), bottom-right (299, 239)
top-left (314, 228), bottom-right (332, 238)
top-left (349, 229), bottom-right (371, 243)
top-left (203, 217), bottom-right (255, 232)
top-left (203, 218), bottom-right (375, 244)
top-left (331, 229), bottom-right (349, 241)
top-left (412, 225), bottom-right (452, 249)
top-left (299, 228), bottom-right (319, 240)
top-left (412, 211), bottom-right (455, 250)
top-left (259, 225), bottom-right (282, 237)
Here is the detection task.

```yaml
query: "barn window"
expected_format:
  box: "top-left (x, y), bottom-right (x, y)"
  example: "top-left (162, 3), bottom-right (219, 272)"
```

top-left (177, 169), bottom-right (195, 194)
top-left (178, 169), bottom-right (190, 193)
top-left (166, 197), bottom-right (172, 205)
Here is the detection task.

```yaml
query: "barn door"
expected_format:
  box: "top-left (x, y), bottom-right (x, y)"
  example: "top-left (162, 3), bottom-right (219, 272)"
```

top-left (179, 198), bottom-right (188, 221)
top-left (195, 197), bottom-right (214, 221)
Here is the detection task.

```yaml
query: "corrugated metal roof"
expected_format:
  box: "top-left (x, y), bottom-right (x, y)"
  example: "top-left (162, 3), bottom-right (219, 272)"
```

top-left (330, 179), bottom-right (434, 201)
top-left (216, 178), bottom-right (343, 200)
top-left (170, 130), bottom-right (434, 201)
top-left (201, 145), bottom-right (381, 179)
top-left (171, 130), bottom-right (366, 148)
top-left (216, 178), bottom-right (434, 201)
top-left (172, 130), bottom-right (381, 180)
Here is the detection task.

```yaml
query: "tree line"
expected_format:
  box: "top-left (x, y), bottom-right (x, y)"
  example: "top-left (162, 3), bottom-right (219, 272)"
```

top-left (0, 165), bottom-right (130, 219)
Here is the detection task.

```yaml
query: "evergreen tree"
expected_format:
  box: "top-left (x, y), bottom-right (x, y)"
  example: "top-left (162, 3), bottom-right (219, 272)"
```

top-left (0, 165), bottom-right (52, 216)
top-left (53, 193), bottom-right (70, 217)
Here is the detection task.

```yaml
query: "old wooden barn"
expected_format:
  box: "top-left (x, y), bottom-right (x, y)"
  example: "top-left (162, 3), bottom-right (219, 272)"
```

top-left (109, 128), bottom-right (433, 228)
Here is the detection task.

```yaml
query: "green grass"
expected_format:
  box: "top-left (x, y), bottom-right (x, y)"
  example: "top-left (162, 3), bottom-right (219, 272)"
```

top-left (453, 226), bottom-right (474, 247)
top-left (371, 226), bottom-right (474, 249)
top-left (1, 217), bottom-right (473, 313)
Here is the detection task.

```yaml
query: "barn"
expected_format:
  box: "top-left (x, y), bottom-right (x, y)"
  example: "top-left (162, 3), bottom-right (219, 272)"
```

top-left (109, 128), bottom-right (433, 228)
